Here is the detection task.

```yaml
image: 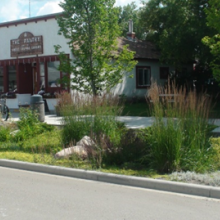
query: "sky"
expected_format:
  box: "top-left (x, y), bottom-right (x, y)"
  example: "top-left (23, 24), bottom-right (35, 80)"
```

top-left (0, 0), bottom-right (142, 23)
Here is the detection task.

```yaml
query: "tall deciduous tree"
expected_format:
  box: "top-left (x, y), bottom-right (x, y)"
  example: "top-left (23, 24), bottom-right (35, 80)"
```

top-left (202, 0), bottom-right (220, 82)
top-left (140, 0), bottom-right (211, 68)
top-left (55, 0), bottom-right (137, 95)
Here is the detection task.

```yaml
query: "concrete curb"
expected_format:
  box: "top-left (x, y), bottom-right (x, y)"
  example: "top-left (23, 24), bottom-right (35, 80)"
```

top-left (0, 159), bottom-right (220, 199)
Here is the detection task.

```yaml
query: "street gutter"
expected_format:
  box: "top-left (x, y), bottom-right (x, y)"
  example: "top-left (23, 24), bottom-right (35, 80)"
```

top-left (0, 159), bottom-right (220, 199)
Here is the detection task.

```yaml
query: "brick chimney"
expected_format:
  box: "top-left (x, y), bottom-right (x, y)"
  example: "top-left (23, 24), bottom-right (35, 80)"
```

top-left (127, 20), bottom-right (136, 41)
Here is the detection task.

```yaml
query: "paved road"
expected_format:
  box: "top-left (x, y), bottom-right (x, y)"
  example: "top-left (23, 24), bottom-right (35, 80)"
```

top-left (0, 167), bottom-right (220, 220)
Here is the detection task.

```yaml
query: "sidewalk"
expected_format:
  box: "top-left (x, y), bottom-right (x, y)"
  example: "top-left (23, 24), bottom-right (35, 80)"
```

top-left (7, 112), bottom-right (220, 134)
top-left (7, 112), bottom-right (157, 128)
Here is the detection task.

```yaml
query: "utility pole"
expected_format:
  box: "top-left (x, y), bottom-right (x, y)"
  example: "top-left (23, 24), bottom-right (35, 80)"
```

top-left (29, 0), bottom-right (31, 17)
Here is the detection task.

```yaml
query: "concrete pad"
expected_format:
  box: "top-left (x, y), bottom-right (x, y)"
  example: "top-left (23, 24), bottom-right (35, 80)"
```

top-left (8, 113), bottom-right (220, 131)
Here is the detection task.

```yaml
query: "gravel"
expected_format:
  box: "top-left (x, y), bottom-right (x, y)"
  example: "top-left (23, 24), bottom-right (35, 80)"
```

top-left (168, 171), bottom-right (220, 187)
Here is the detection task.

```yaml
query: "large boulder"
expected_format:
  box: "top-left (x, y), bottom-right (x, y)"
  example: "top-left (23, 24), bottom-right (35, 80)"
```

top-left (54, 145), bottom-right (88, 159)
top-left (55, 136), bottom-right (96, 159)
top-left (76, 136), bottom-right (96, 148)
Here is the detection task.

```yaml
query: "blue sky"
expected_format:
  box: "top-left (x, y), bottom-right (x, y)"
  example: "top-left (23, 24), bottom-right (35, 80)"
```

top-left (0, 0), bottom-right (142, 23)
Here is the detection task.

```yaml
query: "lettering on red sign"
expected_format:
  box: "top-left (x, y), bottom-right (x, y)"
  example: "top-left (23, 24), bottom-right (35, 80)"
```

top-left (10, 32), bottom-right (43, 57)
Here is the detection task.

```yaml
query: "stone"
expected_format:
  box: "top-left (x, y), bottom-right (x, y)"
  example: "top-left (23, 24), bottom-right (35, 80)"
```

top-left (54, 145), bottom-right (88, 159)
top-left (10, 130), bottom-right (20, 136)
top-left (54, 136), bottom-right (96, 159)
top-left (76, 136), bottom-right (96, 148)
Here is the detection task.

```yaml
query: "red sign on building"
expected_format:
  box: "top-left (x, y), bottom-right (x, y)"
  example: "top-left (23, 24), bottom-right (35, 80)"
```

top-left (11, 32), bottom-right (43, 57)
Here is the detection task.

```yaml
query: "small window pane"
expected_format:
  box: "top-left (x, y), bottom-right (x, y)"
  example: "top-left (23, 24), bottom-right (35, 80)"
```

top-left (47, 61), bottom-right (60, 87)
top-left (144, 69), bottom-right (148, 85)
top-left (137, 67), bottom-right (150, 87)
top-left (8, 65), bottom-right (17, 91)
top-left (40, 62), bottom-right (45, 88)
top-left (40, 62), bottom-right (45, 77)
top-left (138, 69), bottom-right (143, 86)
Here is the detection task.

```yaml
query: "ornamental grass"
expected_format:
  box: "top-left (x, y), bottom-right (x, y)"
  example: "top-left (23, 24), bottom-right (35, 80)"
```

top-left (146, 81), bottom-right (216, 173)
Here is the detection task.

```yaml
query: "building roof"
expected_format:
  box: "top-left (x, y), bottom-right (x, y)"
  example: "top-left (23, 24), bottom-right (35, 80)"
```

top-left (0, 13), bottom-right (160, 60)
top-left (117, 37), bottom-right (160, 60)
top-left (0, 12), bottom-right (63, 28)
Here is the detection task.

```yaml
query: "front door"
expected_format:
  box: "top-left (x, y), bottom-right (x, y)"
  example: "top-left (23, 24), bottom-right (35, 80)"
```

top-left (18, 63), bottom-right (33, 94)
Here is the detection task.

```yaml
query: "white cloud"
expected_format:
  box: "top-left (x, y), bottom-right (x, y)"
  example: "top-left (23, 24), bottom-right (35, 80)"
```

top-left (0, 0), bottom-right (142, 23)
top-left (36, 1), bottom-right (63, 16)
top-left (0, 0), bottom-right (28, 22)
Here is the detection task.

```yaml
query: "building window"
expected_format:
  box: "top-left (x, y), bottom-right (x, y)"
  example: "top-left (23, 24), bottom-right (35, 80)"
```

top-left (47, 61), bottom-right (61, 87)
top-left (47, 61), bottom-right (69, 91)
top-left (40, 62), bottom-right (45, 89)
top-left (136, 66), bottom-right (151, 88)
top-left (160, 67), bottom-right (169, 79)
top-left (8, 65), bottom-right (17, 91)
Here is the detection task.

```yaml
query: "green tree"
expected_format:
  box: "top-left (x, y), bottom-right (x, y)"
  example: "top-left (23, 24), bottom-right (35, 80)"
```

top-left (140, 0), bottom-right (212, 68)
top-left (117, 2), bottom-right (142, 39)
top-left (202, 0), bottom-right (220, 82)
top-left (55, 0), bottom-right (137, 95)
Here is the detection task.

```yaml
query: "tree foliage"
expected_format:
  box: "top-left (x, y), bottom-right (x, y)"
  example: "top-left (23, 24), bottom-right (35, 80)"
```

top-left (55, 0), bottom-right (137, 95)
top-left (202, 0), bottom-right (220, 83)
top-left (117, 2), bottom-right (142, 39)
top-left (140, 0), bottom-right (212, 68)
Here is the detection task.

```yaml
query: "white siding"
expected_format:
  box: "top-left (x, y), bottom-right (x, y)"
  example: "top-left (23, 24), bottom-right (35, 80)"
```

top-left (111, 61), bottom-right (177, 98)
top-left (0, 18), bottom-right (72, 60)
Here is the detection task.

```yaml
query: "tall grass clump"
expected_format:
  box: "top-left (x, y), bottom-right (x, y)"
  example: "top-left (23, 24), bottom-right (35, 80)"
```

top-left (55, 91), bottom-right (74, 116)
top-left (60, 92), bottom-right (124, 161)
top-left (146, 81), bottom-right (216, 173)
top-left (13, 108), bottom-right (54, 142)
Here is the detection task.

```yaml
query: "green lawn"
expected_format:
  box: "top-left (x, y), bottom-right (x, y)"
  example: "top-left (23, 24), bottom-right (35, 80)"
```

top-left (0, 151), bottom-right (166, 179)
top-left (122, 101), bottom-right (151, 117)
top-left (122, 100), bottom-right (220, 118)
top-left (210, 102), bottom-right (220, 118)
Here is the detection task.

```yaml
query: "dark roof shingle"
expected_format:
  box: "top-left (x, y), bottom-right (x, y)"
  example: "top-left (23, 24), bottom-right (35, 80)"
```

top-left (117, 37), bottom-right (160, 60)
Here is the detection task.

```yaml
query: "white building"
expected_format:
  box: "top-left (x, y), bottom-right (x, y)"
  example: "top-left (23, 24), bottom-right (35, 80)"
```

top-left (0, 13), bottom-right (192, 111)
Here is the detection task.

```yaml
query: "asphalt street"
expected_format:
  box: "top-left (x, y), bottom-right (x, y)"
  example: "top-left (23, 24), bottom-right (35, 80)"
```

top-left (0, 167), bottom-right (220, 220)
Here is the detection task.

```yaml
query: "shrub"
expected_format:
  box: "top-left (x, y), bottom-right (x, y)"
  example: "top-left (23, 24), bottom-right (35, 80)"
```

top-left (21, 129), bottom-right (62, 154)
top-left (61, 116), bottom-right (92, 145)
top-left (13, 108), bottom-right (54, 142)
top-left (0, 142), bottom-right (21, 151)
top-left (209, 137), bottom-right (220, 169)
top-left (60, 92), bottom-right (124, 168)
top-left (102, 128), bottom-right (149, 168)
top-left (0, 127), bottom-right (11, 142)
top-left (61, 92), bottom-right (123, 145)
top-left (146, 81), bottom-right (216, 173)
top-left (17, 107), bottom-right (39, 129)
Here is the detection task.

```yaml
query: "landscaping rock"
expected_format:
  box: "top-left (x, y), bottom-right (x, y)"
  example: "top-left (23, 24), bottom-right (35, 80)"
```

top-left (10, 130), bottom-right (20, 136)
top-left (76, 136), bottom-right (96, 148)
top-left (55, 136), bottom-right (96, 159)
top-left (54, 145), bottom-right (88, 159)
